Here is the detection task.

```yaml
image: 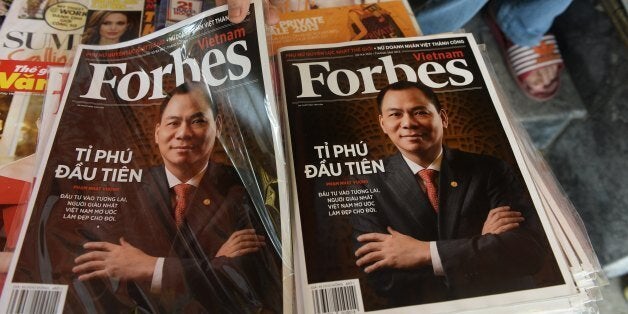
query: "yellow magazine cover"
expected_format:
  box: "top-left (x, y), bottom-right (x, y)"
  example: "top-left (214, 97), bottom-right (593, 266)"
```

top-left (269, 1), bottom-right (420, 54)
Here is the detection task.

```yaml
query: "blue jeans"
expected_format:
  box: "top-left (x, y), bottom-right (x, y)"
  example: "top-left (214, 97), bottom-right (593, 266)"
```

top-left (415, 0), bottom-right (572, 46)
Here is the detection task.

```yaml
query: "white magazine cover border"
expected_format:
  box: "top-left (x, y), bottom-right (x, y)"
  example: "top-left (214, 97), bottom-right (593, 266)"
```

top-left (279, 33), bottom-right (577, 313)
top-left (0, 0), bottom-right (292, 311)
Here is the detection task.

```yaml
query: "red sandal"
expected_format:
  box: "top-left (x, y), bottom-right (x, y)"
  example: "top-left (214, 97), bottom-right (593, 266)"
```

top-left (484, 9), bottom-right (564, 102)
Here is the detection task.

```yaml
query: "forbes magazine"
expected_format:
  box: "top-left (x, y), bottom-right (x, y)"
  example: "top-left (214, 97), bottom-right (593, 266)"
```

top-left (0, 1), bottom-right (288, 313)
top-left (279, 33), bottom-right (575, 313)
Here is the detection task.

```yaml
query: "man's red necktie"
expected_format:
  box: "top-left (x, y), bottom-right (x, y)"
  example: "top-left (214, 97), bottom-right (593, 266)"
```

top-left (418, 169), bottom-right (439, 213)
top-left (173, 183), bottom-right (194, 226)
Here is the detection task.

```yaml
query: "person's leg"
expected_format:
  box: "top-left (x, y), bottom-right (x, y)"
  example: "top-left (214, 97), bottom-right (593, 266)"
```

top-left (494, 0), bottom-right (572, 47)
top-left (415, 0), bottom-right (488, 35)
top-left (490, 0), bottom-right (572, 101)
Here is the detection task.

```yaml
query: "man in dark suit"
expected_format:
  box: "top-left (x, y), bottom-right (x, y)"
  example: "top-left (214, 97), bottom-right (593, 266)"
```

top-left (352, 81), bottom-right (549, 306)
top-left (72, 82), bottom-right (281, 312)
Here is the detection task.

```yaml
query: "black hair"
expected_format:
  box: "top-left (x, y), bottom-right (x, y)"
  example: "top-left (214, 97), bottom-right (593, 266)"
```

top-left (376, 80), bottom-right (442, 113)
top-left (158, 82), bottom-right (217, 119)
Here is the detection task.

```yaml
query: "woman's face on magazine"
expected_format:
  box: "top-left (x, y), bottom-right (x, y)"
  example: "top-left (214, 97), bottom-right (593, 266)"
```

top-left (379, 88), bottom-right (448, 160)
top-left (155, 93), bottom-right (219, 175)
top-left (99, 13), bottom-right (128, 43)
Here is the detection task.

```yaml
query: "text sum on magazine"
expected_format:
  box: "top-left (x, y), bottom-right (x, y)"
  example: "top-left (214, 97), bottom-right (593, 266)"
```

top-left (305, 141), bottom-right (382, 216)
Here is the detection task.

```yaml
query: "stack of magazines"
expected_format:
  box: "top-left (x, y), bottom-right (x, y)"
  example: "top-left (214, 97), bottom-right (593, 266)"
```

top-left (278, 32), bottom-right (607, 313)
top-left (0, 0), bottom-right (607, 312)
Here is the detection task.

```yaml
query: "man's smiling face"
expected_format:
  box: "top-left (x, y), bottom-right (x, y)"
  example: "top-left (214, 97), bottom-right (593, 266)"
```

top-left (155, 92), bottom-right (219, 178)
top-left (379, 87), bottom-right (448, 166)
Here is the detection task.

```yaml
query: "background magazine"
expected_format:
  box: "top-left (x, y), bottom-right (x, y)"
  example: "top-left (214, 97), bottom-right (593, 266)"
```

top-left (0, 1), bottom-right (290, 312)
top-left (0, 0), bottom-right (158, 167)
top-left (278, 33), bottom-right (576, 313)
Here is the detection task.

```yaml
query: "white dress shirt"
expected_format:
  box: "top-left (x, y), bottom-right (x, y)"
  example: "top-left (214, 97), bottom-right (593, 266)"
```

top-left (151, 165), bottom-right (207, 292)
top-left (400, 150), bottom-right (445, 276)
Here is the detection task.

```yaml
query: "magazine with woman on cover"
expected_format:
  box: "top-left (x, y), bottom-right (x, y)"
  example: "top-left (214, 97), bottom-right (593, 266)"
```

top-left (278, 33), bottom-right (576, 313)
top-left (0, 1), bottom-right (289, 312)
top-left (0, 0), bottom-right (157, 167)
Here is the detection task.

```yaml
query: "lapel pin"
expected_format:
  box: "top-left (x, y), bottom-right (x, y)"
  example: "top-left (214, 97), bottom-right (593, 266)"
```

top-left (450, 181), bottom-right (458, 187)
top-left (203, 198), bottom-right (211, 206)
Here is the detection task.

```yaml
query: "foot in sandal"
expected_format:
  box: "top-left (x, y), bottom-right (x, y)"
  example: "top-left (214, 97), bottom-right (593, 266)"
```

top-left (484, 7), bottom-right (565, 102)
top-left (506, 35), bottom-right (564, 101)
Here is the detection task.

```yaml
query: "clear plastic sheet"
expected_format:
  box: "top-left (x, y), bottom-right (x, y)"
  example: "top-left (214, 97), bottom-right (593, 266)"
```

top-left (478, 43), bottom-right (607, 312)
top-left (279, 33), bottom-right (602, 313)
top-left (0, 1), bottom-right (291, 312)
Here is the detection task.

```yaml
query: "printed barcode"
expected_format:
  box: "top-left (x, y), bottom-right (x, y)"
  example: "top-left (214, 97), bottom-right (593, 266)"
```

top-left (311, 281), bottom-right (360, 314)
top-left (6, 284), bottom-right (66, 314)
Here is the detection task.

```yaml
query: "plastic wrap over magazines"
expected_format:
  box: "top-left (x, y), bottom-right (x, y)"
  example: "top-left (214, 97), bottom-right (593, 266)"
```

top-left (278, 33), bottom-right (602, 313)
top-left (0, 1), bottom-right (291, 312)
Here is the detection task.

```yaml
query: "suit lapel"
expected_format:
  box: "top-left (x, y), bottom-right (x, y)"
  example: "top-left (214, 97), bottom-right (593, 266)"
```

top-left (149, 166), bottom-right (178, 236)
top-left (438, 148), bottom-right (470, 239)
top-left (184, 163), bottom-right (230, 240)
top-left (384, 153), bottom-right (438, 237)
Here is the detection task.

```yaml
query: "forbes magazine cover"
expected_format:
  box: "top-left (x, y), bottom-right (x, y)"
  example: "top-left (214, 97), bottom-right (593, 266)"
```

top-left (279, 33), bottom-right (575, 313)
